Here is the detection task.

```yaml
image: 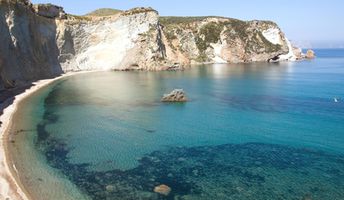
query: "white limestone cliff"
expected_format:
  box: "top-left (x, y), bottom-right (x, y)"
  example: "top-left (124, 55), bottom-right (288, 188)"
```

top-left (57, 8), bottom-right (160, 71)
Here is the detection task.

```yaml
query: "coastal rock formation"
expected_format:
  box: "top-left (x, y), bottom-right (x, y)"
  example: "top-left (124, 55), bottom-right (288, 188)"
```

top-left (0, 0), bottom-right (299, 91)
top-left (56, 7), bottom-right (165, 71)
top-left (292, 47), bottom-right (303, 60)
top-left (161, 89), bottom-right (188, 102)
top-left (33, 3), bottom-right (67, 19)
top-left (0, 0), bottom-right (62, 91)
top-left (305, 49), bottom-right (315, 59)
top-left (159, 17), bottom-right (296, 65)
top-left (153, 184), bottom-right (171, 196)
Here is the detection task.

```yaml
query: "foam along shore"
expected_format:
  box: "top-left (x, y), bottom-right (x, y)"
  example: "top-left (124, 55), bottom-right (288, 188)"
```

top-left (0, 71), bottom-right (91, 200)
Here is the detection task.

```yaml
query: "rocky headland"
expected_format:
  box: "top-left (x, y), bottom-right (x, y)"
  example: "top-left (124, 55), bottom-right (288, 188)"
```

top-left (0, 0), bottom-right (309, 93)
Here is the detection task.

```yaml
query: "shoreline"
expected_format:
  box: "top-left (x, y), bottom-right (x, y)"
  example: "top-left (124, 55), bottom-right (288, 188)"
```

top-left (0, 71), bottom-right (92, 200)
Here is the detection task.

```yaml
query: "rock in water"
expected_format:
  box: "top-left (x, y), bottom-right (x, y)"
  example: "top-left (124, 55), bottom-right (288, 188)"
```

top-left (305, 50), bottom-right (315, 59)
top-left (153, 184), bottom-right (171, 196)
top-left (161, 89), bottom-right (188, 102)
top-left (292, 47), bottom-right (303, 60)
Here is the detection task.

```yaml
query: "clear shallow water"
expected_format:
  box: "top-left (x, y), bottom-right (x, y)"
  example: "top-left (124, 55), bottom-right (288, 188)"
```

top-left (9, 49), bottom-right (344, 200)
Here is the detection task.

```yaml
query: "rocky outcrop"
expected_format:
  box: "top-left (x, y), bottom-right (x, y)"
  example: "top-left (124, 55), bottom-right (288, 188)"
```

top-left (56, 14), bottom-right (298, 71)
top-left (33, 3), bottom-right (67, 19)
top-left (161, 89), bottom-right (188, 102)
top-left (0, 1), bottom-right (299, 92)
top-left (305, 49), bottom-right (315, 59)
top-left (292, 47), bottom-right (303, 60)
top-left (56, 7), bottom-right (165, 71)
top-left (159, 17), bottom-right (296, 65)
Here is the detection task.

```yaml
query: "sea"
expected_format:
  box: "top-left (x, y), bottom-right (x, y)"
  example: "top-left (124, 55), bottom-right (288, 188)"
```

top-left (8, 49), bottom-right (344, 200)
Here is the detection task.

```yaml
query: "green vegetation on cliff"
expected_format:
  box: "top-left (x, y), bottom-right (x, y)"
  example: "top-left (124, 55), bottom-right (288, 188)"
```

top-left (85, 8), bottom-right (121, 16)
top-left (159, 16), bottom-right (286, 62)
top-left (66, 14), bottom-right (91, 21)
top-left (200, 22), bottom-right (223, 43)
top-left (160, 16), bottom-right (210, 25)
top-left (257, 31), bottom-right (282, 53)
top-left (160, 17), bottom-right (227, 61)
top-left (195, 22), bottom-right (224, 62)
top-left (121, 7), bottom-right (157, 16)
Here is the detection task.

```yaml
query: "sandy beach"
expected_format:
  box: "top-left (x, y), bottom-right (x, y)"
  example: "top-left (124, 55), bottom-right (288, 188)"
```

top-left (0, 71), bottom-right (90, 200)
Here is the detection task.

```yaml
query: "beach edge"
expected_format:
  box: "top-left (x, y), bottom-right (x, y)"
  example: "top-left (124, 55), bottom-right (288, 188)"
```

top-left (0, 71), bottom-right (91, 200)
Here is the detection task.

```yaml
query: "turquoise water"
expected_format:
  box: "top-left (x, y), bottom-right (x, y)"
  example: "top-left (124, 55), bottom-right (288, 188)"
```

top-left (10, 49), bottom-right (344, 200)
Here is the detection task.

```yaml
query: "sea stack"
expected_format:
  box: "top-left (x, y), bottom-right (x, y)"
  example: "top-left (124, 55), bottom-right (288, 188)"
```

top-left (305, 50), bottom-right (316, 59)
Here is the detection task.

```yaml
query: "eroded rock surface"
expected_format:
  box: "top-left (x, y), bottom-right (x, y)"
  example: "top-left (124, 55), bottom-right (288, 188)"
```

top-left (161, 89), bottom-right (188, 102)
top-left (0, 0), bottom-right (62, 91)
top-left (33, 3), bottom-right (66, 19)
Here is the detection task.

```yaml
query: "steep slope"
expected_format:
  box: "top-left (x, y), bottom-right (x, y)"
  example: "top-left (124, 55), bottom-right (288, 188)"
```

top-left (56, 12), bottom-right (297, 71)
top-left (56, 7), bottom-right (165, 71)
top-left (159, 16), bottom-right (295, 65)
top-left (0, 0), bottom-right (62, 90)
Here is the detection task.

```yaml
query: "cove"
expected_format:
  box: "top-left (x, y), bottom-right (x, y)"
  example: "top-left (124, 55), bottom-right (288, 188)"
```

top-left (8, 50), bottom-right (344, 200)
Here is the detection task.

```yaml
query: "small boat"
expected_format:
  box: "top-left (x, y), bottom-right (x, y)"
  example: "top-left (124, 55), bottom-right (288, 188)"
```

top-left (334, 98), bottom-right (339, 103)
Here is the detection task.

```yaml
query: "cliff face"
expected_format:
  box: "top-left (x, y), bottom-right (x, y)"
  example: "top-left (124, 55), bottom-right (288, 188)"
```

top-left (159, 17), bottom-right (295, 66)
top-left (0, 0), bottom-right (298, 91)
top-left (57, 13), bottom-right (296, 71)
top-left (0, 0), bottom-right (62, 91)
top-left (56, 8), bottom-right (164, 71)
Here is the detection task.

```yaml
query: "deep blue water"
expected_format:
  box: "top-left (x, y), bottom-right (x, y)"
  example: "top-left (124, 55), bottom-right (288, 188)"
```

top-left (10, 49), bottom-right (344, 200)
top-left (314, 48), bottom-right (344, 58)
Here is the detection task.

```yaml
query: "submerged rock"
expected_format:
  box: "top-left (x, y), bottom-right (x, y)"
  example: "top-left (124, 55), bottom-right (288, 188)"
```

top-left (302, 194), bottom-right (313, 200)
top-left (105, 185), bottom-right (115, 192)
top-left (161, 89), bottom-right (188, 102)
top-left (154, 184), bottom-right (171, 196)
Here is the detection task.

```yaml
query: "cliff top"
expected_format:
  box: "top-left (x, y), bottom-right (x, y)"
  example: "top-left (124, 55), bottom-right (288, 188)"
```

top-left (85, 8), bottom-right (122, 16)
top-left (159, 16), bottom-right (277, 26)
top-left (121, 7), bottom-right (158, 16)
top-left (160, 16), bottom-right (233, 24)
top-left (65, 7), bottom-right (157, 21)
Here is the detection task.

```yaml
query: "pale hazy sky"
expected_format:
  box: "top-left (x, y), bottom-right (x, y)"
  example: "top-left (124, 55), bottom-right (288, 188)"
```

top-left (31, 0), bottom-right (344, 48)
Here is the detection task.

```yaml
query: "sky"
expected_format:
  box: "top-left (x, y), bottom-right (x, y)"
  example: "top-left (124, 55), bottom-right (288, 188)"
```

top-left (31, 0), bottom-right (344, 48)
